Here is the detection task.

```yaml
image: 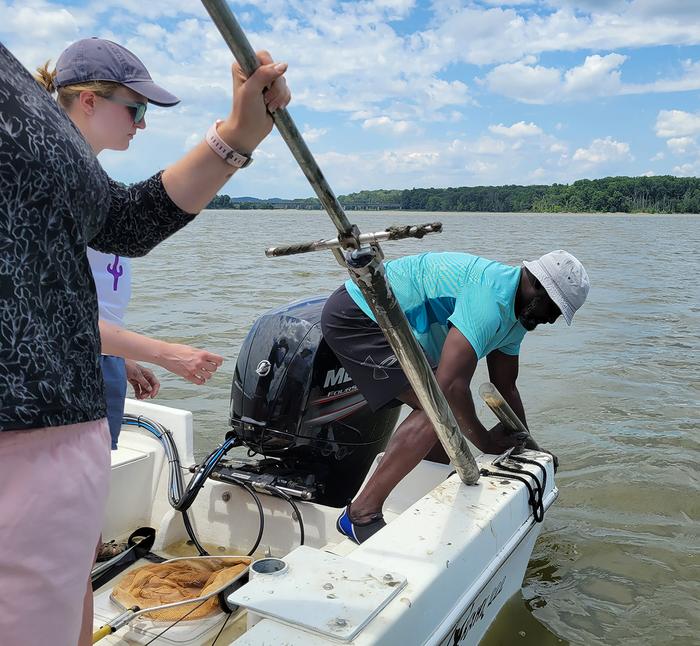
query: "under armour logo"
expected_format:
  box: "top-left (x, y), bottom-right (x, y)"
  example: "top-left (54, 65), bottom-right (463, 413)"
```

top-left (361, 354), bottom-right (399, 380)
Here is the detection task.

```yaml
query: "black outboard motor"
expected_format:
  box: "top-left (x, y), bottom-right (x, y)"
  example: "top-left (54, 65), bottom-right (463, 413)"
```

top-left (228, 295), bottom-right (399, 507)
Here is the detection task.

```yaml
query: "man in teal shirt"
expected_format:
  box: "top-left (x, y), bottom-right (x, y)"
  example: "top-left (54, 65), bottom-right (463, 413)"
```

top-left (321, 249), bottom-right (590, 544)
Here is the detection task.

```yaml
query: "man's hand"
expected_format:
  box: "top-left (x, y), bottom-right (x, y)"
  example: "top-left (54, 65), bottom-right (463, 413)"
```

top-left (488, 423), bottom-right (559, 471)
top-left (158, 344), bottom-right (224, 385)
top-left (125, 360), bottom-right (160, 399)
top-left (484, 422), bottom-right (529, 454)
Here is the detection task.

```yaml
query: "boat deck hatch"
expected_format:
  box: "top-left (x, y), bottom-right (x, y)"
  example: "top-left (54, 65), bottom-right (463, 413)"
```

top-left (227, 545), bottom-right (407, 641)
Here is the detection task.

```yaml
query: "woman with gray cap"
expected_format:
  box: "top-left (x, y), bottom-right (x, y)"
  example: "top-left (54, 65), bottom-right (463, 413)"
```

top-left (37, 39), bottom-right (229, 464)
top-left (0, 37), bottom-right (289, 646)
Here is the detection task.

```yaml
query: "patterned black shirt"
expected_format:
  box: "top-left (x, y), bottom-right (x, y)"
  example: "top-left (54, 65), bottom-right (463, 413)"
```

top-left (0, 43), bottom-right (196, 431)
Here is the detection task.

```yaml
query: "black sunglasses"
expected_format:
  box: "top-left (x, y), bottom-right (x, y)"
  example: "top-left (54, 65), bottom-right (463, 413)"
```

top-left (103, 95), bottom-right (148, 124)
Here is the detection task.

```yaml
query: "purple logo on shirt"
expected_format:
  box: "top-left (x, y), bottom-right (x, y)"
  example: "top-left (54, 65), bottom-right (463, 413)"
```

top-left (107, 255), bottom-right (123, 291)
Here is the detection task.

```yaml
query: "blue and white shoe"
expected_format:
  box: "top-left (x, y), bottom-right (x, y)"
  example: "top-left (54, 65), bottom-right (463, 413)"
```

top-left (336, 504), bottom-right (386, 544)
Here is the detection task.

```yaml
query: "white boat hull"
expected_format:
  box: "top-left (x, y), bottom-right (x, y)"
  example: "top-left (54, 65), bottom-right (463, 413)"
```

top-left (95, 399), bottom-right (557, 646)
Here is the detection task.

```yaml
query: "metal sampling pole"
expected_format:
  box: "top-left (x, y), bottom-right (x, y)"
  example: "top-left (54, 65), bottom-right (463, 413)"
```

top-left (201, 0), bottom-right (480, 484)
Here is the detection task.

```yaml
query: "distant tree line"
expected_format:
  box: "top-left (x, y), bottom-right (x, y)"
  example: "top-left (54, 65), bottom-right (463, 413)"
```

top-left (207, 176), bottom-right (700, 213)
top-left (206, 195), bottom-right (278, 209)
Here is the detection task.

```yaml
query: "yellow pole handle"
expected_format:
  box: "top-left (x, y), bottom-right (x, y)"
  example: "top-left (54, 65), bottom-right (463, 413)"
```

top-left (92, 624), bottom-right (114, 643)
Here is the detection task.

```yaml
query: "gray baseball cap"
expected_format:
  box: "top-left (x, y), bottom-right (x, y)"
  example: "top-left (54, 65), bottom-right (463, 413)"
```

top-left (523, 250), bottom-right (590, 325)
top-left (54, 37), bottom-right (180, 107)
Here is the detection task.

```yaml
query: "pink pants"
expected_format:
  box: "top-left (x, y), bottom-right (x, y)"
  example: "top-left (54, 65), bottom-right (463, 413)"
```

top-left (0, 419), bottom-right (111, 646)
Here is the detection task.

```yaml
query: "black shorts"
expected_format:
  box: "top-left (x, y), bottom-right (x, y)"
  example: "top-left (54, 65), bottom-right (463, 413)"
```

top-left (321, 285), bottom-right (433, 411)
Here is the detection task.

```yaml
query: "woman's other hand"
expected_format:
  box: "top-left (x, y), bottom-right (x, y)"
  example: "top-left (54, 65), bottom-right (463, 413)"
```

top-left (159, 344), bottom-right (224, 385)
top-left (125, 360), bottom-right (160, 399)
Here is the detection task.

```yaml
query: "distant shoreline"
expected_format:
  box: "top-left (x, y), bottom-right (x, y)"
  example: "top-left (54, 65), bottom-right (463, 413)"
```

top-left (203, 208), bottom-right (699, 215)
top-left (207, 175), bottom-right (700, 215)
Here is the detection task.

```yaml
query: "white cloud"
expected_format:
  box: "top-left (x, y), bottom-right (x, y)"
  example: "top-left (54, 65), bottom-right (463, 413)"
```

top-left (0, 0), bottom-right (91, 66)
top-left (485, 51), bottom-right (700, 104)
top-left (489, 121), bottom-right (543, 138)
top-left (448, 137), bottom-right (509, 156)
top-left (655, 110), bottom-right (700, 138)
top-left (653, 110), bottom-right (700, 173)
top-left (485, 53), bottom-right (626, 103)
top-left (563, 53), bottom-right (626, 94)
top-left (183, 132), bottom-right (200, 151)
top-left (100, 0), bottom-right (206, 20)
top-left (482, 0), bottom-right (534, 4)
top-left (302, 127), bottom-right (328, 143)
top-left (484, 59), bottom-right (561, 104)
top-left (673, 162), bottom-right (700, 176)
top-left (1, 0), bottom-right (473, 129)
top-left (621, 59), bottom-right (700, 95)
top-left (572, 137), bottom-right (632, 166)
top-left (4, 0), bottom-right (699, 194)
top-left (362, 116), bottom-right (414, 135)
top-left (421, 78), bottom-right (472, 110)
top-left (465, 160), bottom-right (497, 175)
top-left (666, 137), bottom-right (695, 155)
top-left (423, 2), bottom-right (700, 67)
top-left (382, 150), bottom-right (440, 171)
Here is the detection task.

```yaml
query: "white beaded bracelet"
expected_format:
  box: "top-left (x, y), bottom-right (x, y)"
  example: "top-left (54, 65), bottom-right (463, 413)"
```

top-left (205, 119), bottom-right (253, 169)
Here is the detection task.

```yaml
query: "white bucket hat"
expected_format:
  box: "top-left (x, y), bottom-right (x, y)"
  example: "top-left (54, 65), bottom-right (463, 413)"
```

top-left (522, 250), bottom-right (590, 325)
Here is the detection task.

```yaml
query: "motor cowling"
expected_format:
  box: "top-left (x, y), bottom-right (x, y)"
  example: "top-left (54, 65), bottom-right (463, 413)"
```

top-left (229, 295), bottom-right (399, 507)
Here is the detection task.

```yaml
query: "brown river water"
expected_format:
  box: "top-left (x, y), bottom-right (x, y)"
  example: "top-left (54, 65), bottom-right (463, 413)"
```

top-left (128, 210), bottom-right (699, 645)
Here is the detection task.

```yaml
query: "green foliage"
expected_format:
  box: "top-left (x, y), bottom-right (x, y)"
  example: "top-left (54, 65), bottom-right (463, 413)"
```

top-left (206, 176), bottom-right (700, 213)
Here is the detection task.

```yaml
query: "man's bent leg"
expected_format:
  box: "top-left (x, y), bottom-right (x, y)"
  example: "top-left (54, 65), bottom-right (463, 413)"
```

top-left (350, 406), bottom-right (438, 522)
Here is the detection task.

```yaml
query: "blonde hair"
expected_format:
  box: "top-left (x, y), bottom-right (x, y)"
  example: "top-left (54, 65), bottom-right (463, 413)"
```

top-left (35, 60), bottom-right (121, 110)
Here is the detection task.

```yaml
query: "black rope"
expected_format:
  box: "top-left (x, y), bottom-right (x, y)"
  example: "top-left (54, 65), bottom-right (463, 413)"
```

top-left (143, 596), bottom-right (211, 645)
top-left (509, 454), bottom-right (547, 494)
top-left (492, 459), bottom-right (545, 519)
top-left (479, 465), bottom-right (545, 522)
top-left (211, 609), bottom-right (233, 645)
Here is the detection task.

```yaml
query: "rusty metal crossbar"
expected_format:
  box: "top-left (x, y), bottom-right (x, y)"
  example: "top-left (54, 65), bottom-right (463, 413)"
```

top-left (265, 222), bottom-right (443, 257)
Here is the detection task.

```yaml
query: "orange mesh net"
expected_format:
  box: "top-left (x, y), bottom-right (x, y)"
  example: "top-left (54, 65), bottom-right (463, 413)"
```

top-left (112, 557), bottom-right (250, 621)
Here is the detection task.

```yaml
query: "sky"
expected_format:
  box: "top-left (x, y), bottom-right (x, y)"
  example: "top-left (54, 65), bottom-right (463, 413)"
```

top-left (3, 0), bottom-right (700, 198)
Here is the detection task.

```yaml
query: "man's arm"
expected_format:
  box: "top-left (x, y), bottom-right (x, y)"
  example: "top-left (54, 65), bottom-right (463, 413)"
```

top-left (436, 328), bottom-right (521, 454)
top-left (486, 350), bottom-right (527, 427)
top-left (486, 350), bottom-right (541, 450)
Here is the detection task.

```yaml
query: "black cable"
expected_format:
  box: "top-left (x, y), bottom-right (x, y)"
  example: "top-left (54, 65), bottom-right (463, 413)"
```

top-left (182, 509), bottom-right (209, 556)
top-left (230, 480), bottom-right (265, 556)
top-left (177, 435), bottom-right (240, 513)
top-left (479, 467), bottom-right (545, 522)
top-left (266, 485), bottom-right (305, 546)
top-left (123, 414), bottom-right (263, 555)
